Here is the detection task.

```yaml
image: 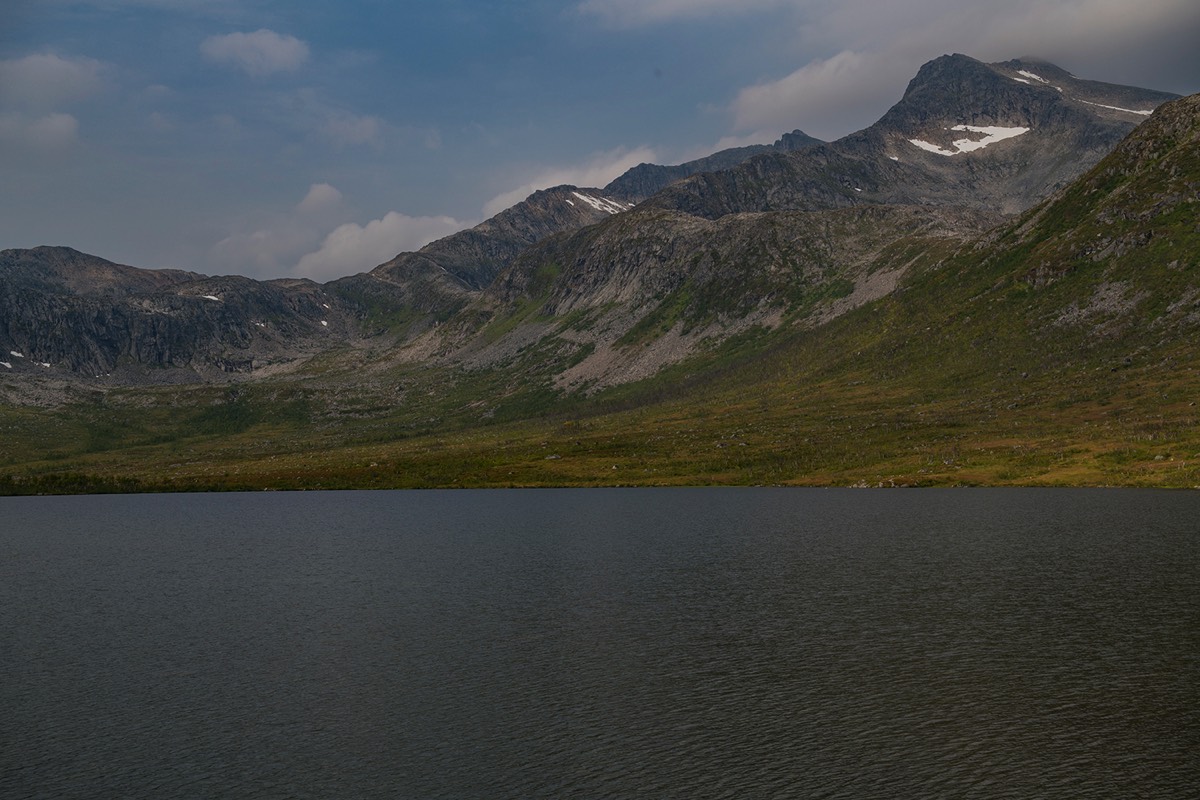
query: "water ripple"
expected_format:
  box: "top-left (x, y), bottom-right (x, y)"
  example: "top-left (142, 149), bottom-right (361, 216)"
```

top-left (1, 488), bottom-right (1197, 798)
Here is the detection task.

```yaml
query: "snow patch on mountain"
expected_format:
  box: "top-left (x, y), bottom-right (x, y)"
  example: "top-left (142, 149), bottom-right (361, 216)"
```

top-left (1018, 70), bottom-right (1049, 84)
top-left (1079, 100), bottom-right (1153, 116)
top-left (571, 192), bottom-right (633, 215)
top-left (909, 125), bottom-right (1030, 156)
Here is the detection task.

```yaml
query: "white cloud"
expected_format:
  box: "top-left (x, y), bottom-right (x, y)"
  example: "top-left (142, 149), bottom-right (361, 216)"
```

top-left (0, 53), bottom-right (107, 109)
top-left (295, 212), bottom-right (469, 281)
top-left (577, 0), bottom-right (783, 27)
top-left (211, 227), bottom-right (313, 276)
top-left (0, 111), bottom-right (80, 149)
top-left (731, 50), bottom-right (896, 139)
top-left (207, 187), bottom-right (467, 282)
top-left (297, 182), bottom-right (343, 215)
top-left (482, 146), bottom-right (658, 217)
top-left (208, 184), bottom-right (348, 277)
top-left (200, 29), bottom-right (309, 77)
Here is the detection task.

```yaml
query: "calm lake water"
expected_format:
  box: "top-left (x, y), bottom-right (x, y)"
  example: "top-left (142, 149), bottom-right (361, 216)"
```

top-left (2, 489), bottom-right (1197, 798)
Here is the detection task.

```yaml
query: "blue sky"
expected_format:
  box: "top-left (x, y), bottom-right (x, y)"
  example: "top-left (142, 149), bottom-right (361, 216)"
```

top-left (2, 1), bottom-right (1197, 281)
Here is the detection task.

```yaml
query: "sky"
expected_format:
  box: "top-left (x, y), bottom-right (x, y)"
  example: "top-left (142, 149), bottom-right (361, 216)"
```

top-left (2, 1), bottom-right (1197, 282)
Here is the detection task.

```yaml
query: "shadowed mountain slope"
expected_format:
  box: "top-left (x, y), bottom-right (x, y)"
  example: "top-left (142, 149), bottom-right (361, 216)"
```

top-left (0, 247), bottom-right (341, 380)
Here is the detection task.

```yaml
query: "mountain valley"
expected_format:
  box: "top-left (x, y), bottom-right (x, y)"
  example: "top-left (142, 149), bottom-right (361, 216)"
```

top-left (1, 54), bottom-right (1197, 492)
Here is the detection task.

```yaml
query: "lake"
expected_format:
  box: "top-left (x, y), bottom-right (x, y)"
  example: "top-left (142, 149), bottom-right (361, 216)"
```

top-left (2, 488), bottom-right (1197, 798)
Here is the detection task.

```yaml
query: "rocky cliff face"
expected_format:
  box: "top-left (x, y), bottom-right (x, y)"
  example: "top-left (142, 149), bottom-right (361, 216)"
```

top-left (0, 247), bottom-right (344, 381)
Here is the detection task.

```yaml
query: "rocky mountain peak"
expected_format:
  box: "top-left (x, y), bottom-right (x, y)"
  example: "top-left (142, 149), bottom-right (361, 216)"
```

top-left (640, 53), bottom-right (1180, 220)
top-left (875, 53), bottom-right (1175, 138)
top-left (362, 183), bottom-right (632, 294)
top-left (322, 184), bottom-right (636, 334)
top-left (773, 129), bottom-right (823, 151)
top-left (877, 53), bottom-right (1067, 135)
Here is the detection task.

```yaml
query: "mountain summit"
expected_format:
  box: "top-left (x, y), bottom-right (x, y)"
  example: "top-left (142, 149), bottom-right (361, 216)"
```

top-left (647, 54), bottom-right (1178, 218)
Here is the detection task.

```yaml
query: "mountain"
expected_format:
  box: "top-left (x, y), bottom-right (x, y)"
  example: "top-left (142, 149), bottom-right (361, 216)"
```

top-left (437, 202), bottom-right (997, 391)
top-left (4, 59), bottom-right (1195, 489)
top-left (326, 185), bottom-right (634, 337)
top-left (5, 86), bottom-right (1197, 492)
top-left (0, 186), bottom-right (636, 380)
top-left (603, 129), bottom-right (823, 203)
top-left (0, 54), bottom-right (1183, 402)
top-left (407, 54), bottom-right (1177, 388)
top-left (645, 54), bottom-right (1177, 218)
top-left (0, 246), bottom-right (344, 381)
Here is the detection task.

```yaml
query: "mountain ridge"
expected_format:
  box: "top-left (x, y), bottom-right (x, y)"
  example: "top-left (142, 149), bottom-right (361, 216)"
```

top-left (603, 129), bottom-right (824, 202)
top-left (0, 53), bottom-right (1187, 402)
top-left (645, 54), bottom-right (1178, 219)
top-left (2, 72), bottom-right (1198, 490)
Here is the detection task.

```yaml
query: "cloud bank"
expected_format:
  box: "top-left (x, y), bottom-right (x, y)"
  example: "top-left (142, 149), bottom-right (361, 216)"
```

top-left (731, 49), bottom-right (897, 139)
top-left (209, 183), bottom-right (348, 278)
top-left (210, 183), bottom-right (468, 282)
top-left (0, 111), bottom-right (80, 149)
top-left (297, 182), bottom-right (343, 215)
top-left (0, 53), bottom-right (107, 108)
top-left (295, 213), bottom-right (468, 281)
top-left (201, 29), bottom-right (310, 77)
top-left (578, 0), bottom-right (784, 27)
